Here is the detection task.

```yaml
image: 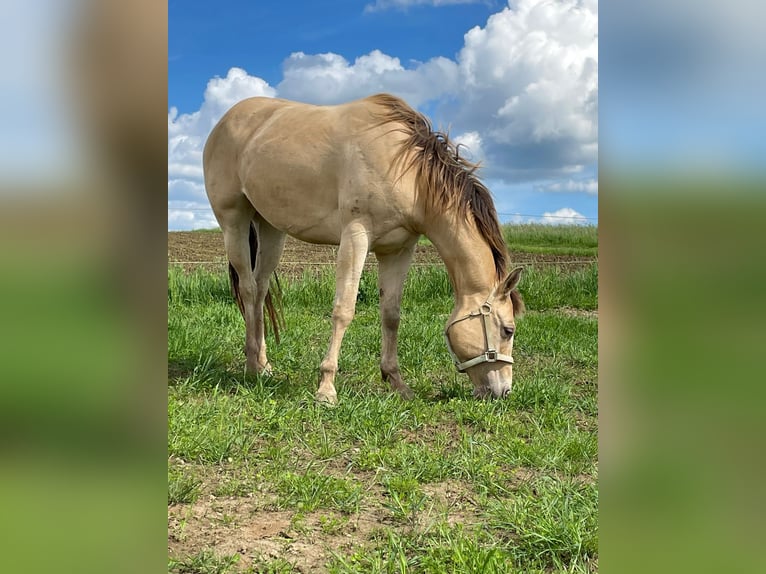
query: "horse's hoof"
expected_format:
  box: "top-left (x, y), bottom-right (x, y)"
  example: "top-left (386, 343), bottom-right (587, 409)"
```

top-left (315, 390), bottom-right (338, 405)
top-left (395, 385), bottom-right (415, 400)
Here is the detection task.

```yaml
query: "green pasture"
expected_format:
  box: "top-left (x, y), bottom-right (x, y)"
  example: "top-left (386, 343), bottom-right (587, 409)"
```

top-left (502, 224), bottom-right (597, 256)
top-left (168, 255), bottom-right (598, 573)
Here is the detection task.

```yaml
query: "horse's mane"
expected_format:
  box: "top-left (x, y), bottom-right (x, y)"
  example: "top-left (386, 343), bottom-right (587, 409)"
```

top-left (368, 93), bottom-right (509, 282)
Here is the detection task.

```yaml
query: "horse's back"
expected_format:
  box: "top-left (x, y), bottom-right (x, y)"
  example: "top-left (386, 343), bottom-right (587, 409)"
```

top-left (205, 96), bottom-right (416, 246)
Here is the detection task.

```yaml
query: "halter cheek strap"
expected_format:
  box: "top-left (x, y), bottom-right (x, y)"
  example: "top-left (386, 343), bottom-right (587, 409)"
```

top-left (444, 298), bottom-right (514, 373)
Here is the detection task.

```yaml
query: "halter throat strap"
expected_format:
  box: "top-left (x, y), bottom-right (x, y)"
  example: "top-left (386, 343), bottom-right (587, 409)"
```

top-left (444, 297), bottom-right (514, 372)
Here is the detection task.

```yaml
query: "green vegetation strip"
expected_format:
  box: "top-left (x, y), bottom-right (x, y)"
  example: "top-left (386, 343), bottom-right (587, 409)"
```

top-left (503, 223), bottom-right (597, 253)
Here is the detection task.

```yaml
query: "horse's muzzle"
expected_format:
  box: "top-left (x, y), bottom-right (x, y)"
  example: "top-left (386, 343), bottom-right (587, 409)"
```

top-left (473, 380), bottom-right (512, 399)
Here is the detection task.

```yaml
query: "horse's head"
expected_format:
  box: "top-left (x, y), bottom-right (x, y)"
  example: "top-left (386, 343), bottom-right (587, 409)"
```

top-left (444, 267), bottom-right (524, 399)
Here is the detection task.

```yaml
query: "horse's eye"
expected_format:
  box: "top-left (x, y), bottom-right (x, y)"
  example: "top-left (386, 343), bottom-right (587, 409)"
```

top-left (503, 326), bottom-right (515, 339)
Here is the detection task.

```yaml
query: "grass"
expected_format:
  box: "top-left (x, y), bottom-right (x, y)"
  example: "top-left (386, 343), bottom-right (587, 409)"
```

top-left (168, 466), bottom-right (202, 505)
top-left (168, 253), bottom-right (597, 572)
top-left (503, 223), bottom-right (598, 256)
top-left (275, 469), bottom-right (362, 513)
top-left (169, 550), bottom-right (240, 574)
top-left (330, 524), bottom-right (518, 573)
top-left (168, 263), bottom-right (597, 312)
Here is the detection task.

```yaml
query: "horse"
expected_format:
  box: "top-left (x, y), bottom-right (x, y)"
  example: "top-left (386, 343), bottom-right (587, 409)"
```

top-left (203, 93), bottom-right (524, 403)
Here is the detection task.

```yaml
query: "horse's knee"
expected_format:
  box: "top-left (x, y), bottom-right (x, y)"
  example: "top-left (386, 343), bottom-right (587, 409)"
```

top-left (332, 305), bottom-right (354, 329)
top-left (381, 307), bottom-right (400, 331)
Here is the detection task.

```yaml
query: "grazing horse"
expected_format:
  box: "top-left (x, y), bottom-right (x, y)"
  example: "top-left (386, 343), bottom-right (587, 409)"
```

top-left (204, 93), bottom-right (524, 403)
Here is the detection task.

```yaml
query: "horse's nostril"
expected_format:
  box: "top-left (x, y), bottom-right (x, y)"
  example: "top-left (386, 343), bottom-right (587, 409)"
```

top-left (501, 387), bottom-right (511, 398)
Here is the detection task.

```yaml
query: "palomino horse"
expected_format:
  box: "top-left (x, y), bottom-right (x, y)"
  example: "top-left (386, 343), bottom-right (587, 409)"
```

top-left (204, 94), bottom-right (524, 403)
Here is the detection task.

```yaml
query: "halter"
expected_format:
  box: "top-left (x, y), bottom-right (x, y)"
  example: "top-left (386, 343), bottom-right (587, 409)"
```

top-left (444, 296), bottom-right (514, 372)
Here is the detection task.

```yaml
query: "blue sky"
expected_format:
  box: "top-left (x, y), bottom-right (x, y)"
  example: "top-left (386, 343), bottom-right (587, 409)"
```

top-left (168, 0), bottom-right (598, 230)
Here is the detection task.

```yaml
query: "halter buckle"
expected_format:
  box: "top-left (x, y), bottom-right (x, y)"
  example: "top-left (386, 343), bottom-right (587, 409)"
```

top-left (485, 349), bottom-right (498, 362)
top-left (479, 303), bottom-right (492, 315)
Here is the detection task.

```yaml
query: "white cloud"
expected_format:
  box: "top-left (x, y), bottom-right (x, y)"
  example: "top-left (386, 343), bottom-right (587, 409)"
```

top-left (168, 178), bottom-right (207, 202)
top-left (277, 50), bottom-right (458, 107)
top-left (168, 162), bottom-right (203, 180)
top-left (540, 207), bottom-right (590, 225)
top-left (536, 178), bottom-right (598, 195)
top-left (365, 0), bottom-right (483, 12)
top-left (450, 0), bottom-right (598, 180)
top-left (453, 131), bottom-right (485, 163)
top-left (168, 67), bottom-right (276, 146)
top-left (168, 209), bottom-right (219, 231)
top-left (202, 68), bottom-right (277, 119)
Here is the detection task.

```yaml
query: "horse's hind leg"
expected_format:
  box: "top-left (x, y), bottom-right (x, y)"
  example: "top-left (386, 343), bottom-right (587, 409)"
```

top-left (376, 243), bottom-right (417, 400)
top-left (251, 217), bottom-right (287, 371)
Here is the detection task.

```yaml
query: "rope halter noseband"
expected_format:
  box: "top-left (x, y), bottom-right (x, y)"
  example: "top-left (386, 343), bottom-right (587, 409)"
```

top-left (444, 295), bottom-right (514, 373)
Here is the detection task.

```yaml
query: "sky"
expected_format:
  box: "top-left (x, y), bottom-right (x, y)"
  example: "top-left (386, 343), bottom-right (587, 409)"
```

top-left (168, 0), bottom-right (599, 230)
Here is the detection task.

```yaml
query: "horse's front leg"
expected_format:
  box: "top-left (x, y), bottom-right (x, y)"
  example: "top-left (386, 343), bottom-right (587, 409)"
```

top-left (316, 222), bottom-right (370, 404)
top-left (376, 244), bottom-right (416, 400)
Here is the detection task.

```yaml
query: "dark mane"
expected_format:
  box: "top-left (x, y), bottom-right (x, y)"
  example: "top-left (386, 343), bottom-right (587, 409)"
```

top-left (368, 93), bottom-right (509, 281)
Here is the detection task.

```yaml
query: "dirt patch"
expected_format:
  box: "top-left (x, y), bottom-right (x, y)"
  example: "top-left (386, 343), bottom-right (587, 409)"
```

top-left (557, 306), bottom-right (599, 318)
top-left (168, 232), bottom-right (596, 275)
top-left (169, 497), bottom-right (294, 571)
top-left (169, 495), bottom-right (392, 573)
top-left (168, 467), bottom-right (490, 573)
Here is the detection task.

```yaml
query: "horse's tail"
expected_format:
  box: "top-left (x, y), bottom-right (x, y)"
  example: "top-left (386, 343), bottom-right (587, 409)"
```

top-left (228, 222), bottom-right (284, 343)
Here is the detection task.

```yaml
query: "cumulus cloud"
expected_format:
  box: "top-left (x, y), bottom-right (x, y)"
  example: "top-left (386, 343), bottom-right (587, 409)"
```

top-left (450, 0), bottom-right (598, 180)
top-left (365, 0), bottom-right (483, 12)
top-left (203, 68), bottom-right (277, 117)
top-left (540, 207), bottom-right (590, 225)
top-left (277, 50), bottom-right (458, 107)
top-left (536, 178), bottom-right (598, 195)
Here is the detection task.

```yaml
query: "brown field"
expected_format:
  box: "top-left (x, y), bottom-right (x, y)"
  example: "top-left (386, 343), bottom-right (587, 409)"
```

top-left (168, 231), bottom-right (594, 274)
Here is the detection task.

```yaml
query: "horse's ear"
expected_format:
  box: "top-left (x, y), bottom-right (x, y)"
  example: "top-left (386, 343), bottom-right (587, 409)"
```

top-left (499, 266), bottom-right (525, 317)
top-left (499, 266), bottom-right (523, 297)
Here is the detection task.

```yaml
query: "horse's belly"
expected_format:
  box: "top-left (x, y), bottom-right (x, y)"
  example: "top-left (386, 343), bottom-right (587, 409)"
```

top-left (261, 206), bottom-right (343, 245)
top-left (286, 222), bottom-right (342, 245)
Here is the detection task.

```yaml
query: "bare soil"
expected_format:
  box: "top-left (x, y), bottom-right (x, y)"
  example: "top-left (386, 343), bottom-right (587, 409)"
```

top-left (168, 231), bottom-right (596, 275)
top-left (167, 470), bottom-right (479, 573)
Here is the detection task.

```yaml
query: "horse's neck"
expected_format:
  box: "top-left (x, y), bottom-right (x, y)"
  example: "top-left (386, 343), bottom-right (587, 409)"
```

top-left (424, 217), bottom-right (498, 304)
